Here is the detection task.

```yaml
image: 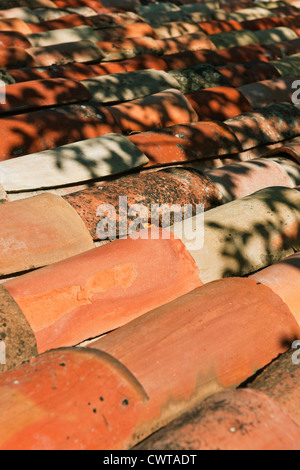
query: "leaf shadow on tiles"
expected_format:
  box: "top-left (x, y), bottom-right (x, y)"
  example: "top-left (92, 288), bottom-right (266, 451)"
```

top-left (206, 190), bottom-right (300, 279)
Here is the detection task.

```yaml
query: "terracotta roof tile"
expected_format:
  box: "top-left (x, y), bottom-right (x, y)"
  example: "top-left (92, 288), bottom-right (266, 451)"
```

top-left (0, 18), bottom-right (33, 35)
top-left (271, 53), bottom-right (300, 76)
top-left (215, 6), bottom-right (274, 21)
top-left (254, 26), bottom-right (299, 45)
top-left (0, 77), bottom-right (91, 115)
top-left (63, 167), bottom-right (224, 240)
top-left (135, 388), bottom-right (300, 450)
top-left (172, 187), bottom-right (300, 283)
top-left (249, 347), bottom-right (300, 426)
top-left (0, 192), bottom-right (94, 277)
top-left (27, 25), bottom-right (101, 47)
top-left (0, 348), bottom-right (149, 450)
top-left (185, 86), bottom-right (253, 121)
top-left (217, 61), bottom-right (280, 87)
top-left (5, 233), bottom-right (201, 352)
top-left (157, 31), bottom-right (217, 55)
top-left (198, 19), bottom-right (244, 34)
top-left (0, 31), bottom-right (31, 49)
top-left (0, 47), bottom-right (36, 69)
top-left (209, 30), bottom-right (259, 49)
top-left (215, 43), bottom-right (276, 62)
top-left (225, 103), bottom-right (300, 150)
top-left (206, 157), bottom-right (300, 202)
top-left (0, 103), bottom-right (120, 160)
top-left (264, 38), bottom-right (300, 59)
top-left (27, 13), bottom-right (93, 32)
top-left (92, 277), bottom-right (300, 447)
top-left (128, 120), bottom-right (242, 165)
top-left (108, 88), bottom-right (198, 132)
top-left (97, 36), bottom-right (164, 61)
top-left (264, 136), bottom-right (300, 163)
top-left (28, 40), bottom-right (103, 66)
top-left (153, 20), bottom-right (204, 39)
top-left (238, 77), bottom-right (296, 108)
top-left (241, 15), bottom-right (293, 30)
top-left (9, 61), bottom-right (130, 82)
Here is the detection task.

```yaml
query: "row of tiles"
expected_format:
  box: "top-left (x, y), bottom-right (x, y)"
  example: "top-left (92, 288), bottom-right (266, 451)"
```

top-left (0, 12), bottom-right (300, 48)
top-left (1, 250), bottom-right (300, 449)
top-left (0, 94), bottom-right (299, 191)
top-left (0, 182), bottom-right (300, 360)
top-left (0, 22), bottom-right (299, 68)
top-left (0, 1), bottom-right (298, 67)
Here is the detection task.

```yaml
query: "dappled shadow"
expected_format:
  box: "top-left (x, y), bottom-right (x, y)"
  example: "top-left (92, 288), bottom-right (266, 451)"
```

top-left (204, 187), bottom-right (300, 279)
top-left (29, 39), bottom-right (103, 67)
top-left (107, 88), bottom-right (198, 132)
top-left (185, 86), bottom-right (252, 121)
top-left (82, 69), bottom-right (180, 105)
top-left (225, 103), bottom-right (300, 152)
top-left (0, 133), bottom-right (148, 192)
top-left (128, 120), bottom-right (242, 166)
top-left (238, 77), bottom-right (294, 108)
top-left (217, 61), bottom-right (280, 87)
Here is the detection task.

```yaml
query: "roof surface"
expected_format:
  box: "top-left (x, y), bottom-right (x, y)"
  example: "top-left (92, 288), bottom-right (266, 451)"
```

top-left (0, 0), bottom-right (300, 451)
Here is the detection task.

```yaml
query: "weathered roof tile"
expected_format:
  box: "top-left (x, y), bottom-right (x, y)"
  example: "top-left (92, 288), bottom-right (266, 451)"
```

top-left (108, 88), bottom-right (198, 132)
top-left (185, 86), bottom-right (253, 121)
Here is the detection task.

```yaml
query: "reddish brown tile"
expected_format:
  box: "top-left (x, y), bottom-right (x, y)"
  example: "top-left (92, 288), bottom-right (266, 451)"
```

top-left (10, 61), bottom-right (129, 83)
top-left (0, 78), bottom-right (91, 116)
top-left (128, 121), bottom-right (242, 166)
top-left (198, 19), bottom-right (243, 35)
top-left (0, 47), bottom-right (36, 69)
top-left (5, 234), bottom-right (201, 352)
top-left (153, 20), bottom-right (204, 39)
top-left (185, 86), bottom-right (252, 121)
top-left (0, 104), bottom-right (120, 161)
top-left (121, 53), bottom-right (169, 72)
top-left (93, 277), bottom-right (300, 446)
top-left (241, 16), bottom-right (288, 31)
top-left (158, 32), bottom-right (216, 55)
top-left (97, 22), bottom-right (157, 42)
top-left (0, 18), bottom-right (32, 35)
top-left (0, 31), bottom-right (31, 49)
top-left (265, 38), bottom-right (300, 59)
top-left (0, 348), bottom-right (148, 450)
top-left (216, 43), bottom-right (276, 63)
top-left (265, 137), bottom-right (300, 164)
top-left (108, 89), bottom-right (198, 133)
top-left (28, 13), bottom-right (93, 33)
top-left (163, 49), bottom-right (225, 69)
top-left (238, 77), bottom-right (295, 108)
top-left (218, 62), bottom-right (280, 87)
